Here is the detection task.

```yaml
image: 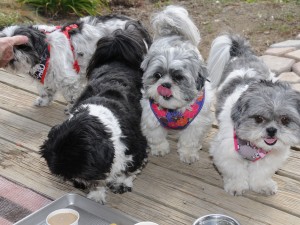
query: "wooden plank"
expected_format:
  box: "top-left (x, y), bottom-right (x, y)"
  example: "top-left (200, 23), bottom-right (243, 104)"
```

top-left (0, 69), bottom-right (66, 104)
top-left (149, 148), bottom-right (300, 218)
top-left (0, 108), bottom-right (50, 151)
top-left (133, 164), bottom-right (300, 225)
top-left (277, 150), bottom-right (300, 181)
top-left (0, 82), bottom-right (67, 127)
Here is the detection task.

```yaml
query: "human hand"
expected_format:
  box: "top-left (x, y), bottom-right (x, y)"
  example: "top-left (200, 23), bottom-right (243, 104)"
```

top-left (0, 35), bottom-right (29, 68)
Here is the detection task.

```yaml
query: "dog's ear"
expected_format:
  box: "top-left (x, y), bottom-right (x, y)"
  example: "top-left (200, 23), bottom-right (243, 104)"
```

top-left (141, 50), bottom-right (156, 72)
top-left (231, 97), bottom-right (249, 124)
top-left (196, 64), bottom-right (208, 90)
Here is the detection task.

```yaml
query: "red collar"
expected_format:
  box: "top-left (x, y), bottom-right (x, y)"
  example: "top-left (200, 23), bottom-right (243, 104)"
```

top-left (34, 24), bottom-right (80, 84)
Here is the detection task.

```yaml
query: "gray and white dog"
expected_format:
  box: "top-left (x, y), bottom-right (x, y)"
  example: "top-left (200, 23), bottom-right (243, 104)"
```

top-left (140, 5), bottom-right (213, 164)
top-left (208, 34), bottom-right (300, 196)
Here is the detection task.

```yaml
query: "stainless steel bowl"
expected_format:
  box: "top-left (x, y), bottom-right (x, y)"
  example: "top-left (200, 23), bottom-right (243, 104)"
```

top-left (193, 214), bottom-right (241, 225)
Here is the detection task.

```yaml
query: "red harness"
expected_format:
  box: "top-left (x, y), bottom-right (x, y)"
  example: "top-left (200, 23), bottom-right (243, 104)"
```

top-left (35, 24), bottom-right (80, 84)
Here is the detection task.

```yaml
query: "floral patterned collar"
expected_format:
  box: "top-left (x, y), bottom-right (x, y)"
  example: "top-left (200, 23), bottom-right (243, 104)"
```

top-left (149, 90), bottom-right (205, 130)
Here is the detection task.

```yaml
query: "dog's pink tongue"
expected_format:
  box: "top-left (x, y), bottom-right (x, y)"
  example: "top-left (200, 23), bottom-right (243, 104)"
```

top-left (157, 85), bottom-right (172, 97)
top-left (264, 138), bottom-right (277, 145)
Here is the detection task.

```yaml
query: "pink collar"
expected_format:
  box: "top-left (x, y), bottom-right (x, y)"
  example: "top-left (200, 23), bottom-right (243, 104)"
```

top-left (150, 90), bottom-right (205, 130)
top-left (233, 131), bottom-right (268, 162)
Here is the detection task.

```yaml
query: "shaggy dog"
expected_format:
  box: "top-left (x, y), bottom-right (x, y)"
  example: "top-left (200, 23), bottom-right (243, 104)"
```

top-left (140, 5), bottom-right (213, 164)
top-left (0, 15), bottom-right (137, 112)
top-left (40, 20), bottom-right (152, 203)
top-left (208, 34), bottom-right (300, 195)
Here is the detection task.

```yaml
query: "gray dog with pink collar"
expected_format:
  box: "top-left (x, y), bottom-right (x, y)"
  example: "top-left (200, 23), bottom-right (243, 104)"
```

top-left (208, 34), bottom-right (300, 196)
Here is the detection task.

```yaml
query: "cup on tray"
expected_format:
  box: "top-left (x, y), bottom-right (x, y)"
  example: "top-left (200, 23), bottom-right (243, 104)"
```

top-left (46, 208), bottom-right (80, 225)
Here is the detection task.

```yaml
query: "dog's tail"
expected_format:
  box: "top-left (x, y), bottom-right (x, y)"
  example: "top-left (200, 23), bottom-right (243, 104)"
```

top-left (207, 34), bottom-right (253, 89)
top-left (86, 20), bottom-right (152, 78)
top-left (151, 5), bottom-right (200, 46)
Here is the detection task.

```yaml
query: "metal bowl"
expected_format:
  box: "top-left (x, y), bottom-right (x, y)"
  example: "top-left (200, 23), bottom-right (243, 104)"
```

top-left (193, 214), bottom-right (241, 225)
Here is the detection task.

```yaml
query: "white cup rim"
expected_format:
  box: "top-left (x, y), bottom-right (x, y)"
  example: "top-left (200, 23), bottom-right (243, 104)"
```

top-left (134, 222), bottom-right (159, 225)
top-left (46, 208), bottom-right (80, 225)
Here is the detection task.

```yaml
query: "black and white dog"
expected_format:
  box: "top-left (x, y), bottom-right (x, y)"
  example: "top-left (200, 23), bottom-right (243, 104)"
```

top-left (40, 20), bottom-right (152, 203)
top-left (0, 15), bottom-right (137, 112)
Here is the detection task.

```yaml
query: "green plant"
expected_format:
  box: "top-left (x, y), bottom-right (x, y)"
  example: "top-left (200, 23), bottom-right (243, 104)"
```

top-left (0, 12), bottom-right (20, 27)
top-left (17, 0), bottom-right (109, 17)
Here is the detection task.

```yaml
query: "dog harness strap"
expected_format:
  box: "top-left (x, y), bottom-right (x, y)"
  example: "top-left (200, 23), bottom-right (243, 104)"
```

top-left (150, 90), bottom-right (205, 130)
top-left (61, 24), bottom-right (80, 73)
top-left (233, 131), bottom-right (268, 162)
top-left (31, 45), bottom-right (51, 84)
top-left (40, 45), bottom-right (51, 84)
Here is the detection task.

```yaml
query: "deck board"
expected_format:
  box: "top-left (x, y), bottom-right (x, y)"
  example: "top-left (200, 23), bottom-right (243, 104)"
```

top-left (1, 70), bottom-right (300, 225)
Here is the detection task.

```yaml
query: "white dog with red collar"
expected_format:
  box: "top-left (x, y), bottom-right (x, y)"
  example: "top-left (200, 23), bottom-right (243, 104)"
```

top-left (0, 15), bottom-right (135, 113)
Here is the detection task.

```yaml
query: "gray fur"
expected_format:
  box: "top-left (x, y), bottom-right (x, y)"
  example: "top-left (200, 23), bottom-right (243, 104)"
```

top-left (232, 80), bottom-right (300, 143)
top-left (141, 5), bottom-right (207, 110)
top-left (208, 34), bottom-right (273, 119)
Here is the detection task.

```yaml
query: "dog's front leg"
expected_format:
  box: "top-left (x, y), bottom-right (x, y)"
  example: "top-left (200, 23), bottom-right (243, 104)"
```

top-left (87, 186), bottom-right (107, 204)
top-left (61, 83), bottom-right (81, 114)
top-left (34, 85), bottom-right (56, 107)
top-left (248, 162), bottom-right (278, 195)
top-left (141, 100), bottom-right (170, 156)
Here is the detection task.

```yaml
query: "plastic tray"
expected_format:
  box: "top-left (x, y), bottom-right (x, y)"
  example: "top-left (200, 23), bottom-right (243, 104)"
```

top-left (14, 193), bottom-right (138, 225)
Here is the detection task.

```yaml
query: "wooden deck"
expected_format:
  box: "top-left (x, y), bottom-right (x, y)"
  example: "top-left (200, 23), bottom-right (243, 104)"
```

top-left (1, 69), bottom-right (300, 225)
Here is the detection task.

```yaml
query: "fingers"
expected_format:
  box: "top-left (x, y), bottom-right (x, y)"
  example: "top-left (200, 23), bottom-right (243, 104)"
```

top-left (9, 35), bottom-right (29, 45)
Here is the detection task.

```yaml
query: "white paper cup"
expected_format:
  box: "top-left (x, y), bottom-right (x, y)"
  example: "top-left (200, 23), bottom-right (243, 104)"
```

top-left (135, 222), bottom-right (159, 225)
top-left (46, 208), bottom-right (79, 225)
top-left (193, 214), bottom-right (240, 225)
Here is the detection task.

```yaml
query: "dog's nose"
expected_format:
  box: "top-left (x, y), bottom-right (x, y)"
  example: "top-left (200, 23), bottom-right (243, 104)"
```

top-left (162, 83), bottom-right (171, 88)
top-left (266, 127), bottom-right (277, 137)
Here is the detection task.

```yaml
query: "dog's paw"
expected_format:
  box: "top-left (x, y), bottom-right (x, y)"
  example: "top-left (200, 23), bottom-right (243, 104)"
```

top-left (178, 147), bottom-right (200, 164)
top-left (107, 175), bottom-right (135, 194)
top-left (34, 97), bottom-right (50, 107)
top-left (250, 180), bottom-right (277, 195)
top-left (179, 151), bottom-right (199, 164)
top-left (87, 187), bottom-right (107, 204)
top-left (150, 141), bottom-right (170, 156)
top-left (224, 179), bottom-right (249, 196)
top-left (64, 108), bottom-right (70, 115)
top-left (107, 182), bottom-right (132, 194)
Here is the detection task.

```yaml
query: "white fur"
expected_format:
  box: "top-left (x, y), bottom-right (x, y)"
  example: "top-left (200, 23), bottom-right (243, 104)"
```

top-left (210, 69), bottom-right (290, 196)
top-left (82, 104), bottom-right (135, 202)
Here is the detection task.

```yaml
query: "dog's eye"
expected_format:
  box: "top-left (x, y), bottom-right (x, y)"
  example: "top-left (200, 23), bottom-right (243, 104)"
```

top-left (281, 116), bottom-right (290, 126)
top-left (173, 74), bottom-right (184, 82)
top-left (154, 72), bottom-right (162, 79)
top-left (254, 116), bottom-right (264, 124)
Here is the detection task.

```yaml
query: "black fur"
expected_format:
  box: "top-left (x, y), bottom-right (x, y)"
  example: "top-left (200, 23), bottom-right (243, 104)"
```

top-left (10, 26), bottom-right (48, 67)
top-left (40, 20), bottom-right (152, 196)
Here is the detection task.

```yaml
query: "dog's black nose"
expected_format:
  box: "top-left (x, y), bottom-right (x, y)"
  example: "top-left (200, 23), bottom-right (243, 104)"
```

top-left (162, 83), bottom-right (171, 88)
top-left (266, 127), bottom-right (277, 137)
